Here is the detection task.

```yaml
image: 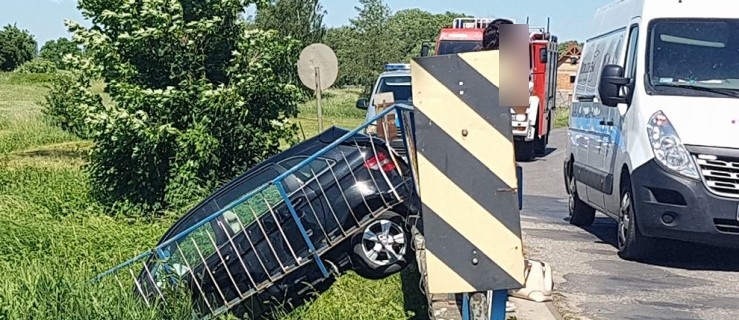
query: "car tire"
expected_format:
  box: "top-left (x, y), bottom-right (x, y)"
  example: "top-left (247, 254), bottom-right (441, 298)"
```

top-left (351, 211), bottom-right (412, 280)
top-left (617, 181), bottom-right (654, 261)
top-left (567, 173), bottom-right (595, 227)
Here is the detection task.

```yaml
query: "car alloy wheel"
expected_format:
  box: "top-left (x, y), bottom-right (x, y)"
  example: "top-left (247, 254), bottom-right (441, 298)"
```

top-left (360, 219), bottom-right (407, 267)
top-left (618, 191), bottom-right (632, 250)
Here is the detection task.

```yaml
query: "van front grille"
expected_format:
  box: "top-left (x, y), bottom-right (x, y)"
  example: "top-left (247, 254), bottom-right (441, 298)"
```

top-left (694, 154), bottom-right (739, 199)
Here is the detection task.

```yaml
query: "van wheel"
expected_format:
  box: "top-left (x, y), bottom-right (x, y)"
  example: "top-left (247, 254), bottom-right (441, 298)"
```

top-left (567, 173), bottom-right (595, 227)
top-left (617, 182), bottom-right (654, 261)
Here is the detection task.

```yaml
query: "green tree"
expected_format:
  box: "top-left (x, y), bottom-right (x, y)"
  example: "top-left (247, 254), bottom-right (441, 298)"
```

top-left (255, 0), bottom-right (326, 95)
top-left (387, 10), bottom-right (467, 60)
top-left (0, 24), bottom-right (37, 71)
top-left (348, 0), bottom-right (398, 93)
top-left (255, 0), bottom-right (326, 46)
top-left (325, 7), bottom-right (471, 88)
top-left (45, 0), bottom-right (301, 211)
top-left (324, 26), bottom-right (360, 87)
top-left (39, 37), bottom-right (82, 69)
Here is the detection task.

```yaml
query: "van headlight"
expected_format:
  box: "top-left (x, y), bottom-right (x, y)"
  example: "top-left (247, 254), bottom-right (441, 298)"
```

top-left (646, 110), bottom-right (699, 180)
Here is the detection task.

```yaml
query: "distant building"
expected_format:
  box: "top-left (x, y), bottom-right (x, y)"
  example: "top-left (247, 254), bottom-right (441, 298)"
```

top-left (556, 43), bottom-right (581, 107)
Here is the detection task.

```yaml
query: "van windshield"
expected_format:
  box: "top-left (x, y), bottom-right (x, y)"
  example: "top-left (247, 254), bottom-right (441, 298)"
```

top-left (648, 19), bottom-right (739, 95)
top-left (377, 76), bottom-right (412, 102)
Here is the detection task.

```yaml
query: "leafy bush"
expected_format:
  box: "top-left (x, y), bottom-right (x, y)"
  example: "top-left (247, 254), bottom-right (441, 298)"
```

top-left (15, 58), bottom-right (57, 74)
top-left (43, 70), bottom-right (98, 139)
top-left (45, 0), bottom-right (301, 213)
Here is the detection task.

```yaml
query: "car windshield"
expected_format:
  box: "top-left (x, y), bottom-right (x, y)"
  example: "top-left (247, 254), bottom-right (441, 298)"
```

top-left (648, 19), bottom-right (739, 93)
top-left (437, 40), bottom-right (480, 55)
top-left (377, 76), bottom-right (412, 102)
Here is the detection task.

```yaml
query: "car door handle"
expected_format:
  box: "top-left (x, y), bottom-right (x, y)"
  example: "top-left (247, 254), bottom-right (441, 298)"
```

top-left (599, 120), bottom-right (614, 126)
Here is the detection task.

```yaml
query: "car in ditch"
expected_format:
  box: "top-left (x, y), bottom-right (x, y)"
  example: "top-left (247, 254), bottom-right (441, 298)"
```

top-left (132, 126), bottom-right (419, 318)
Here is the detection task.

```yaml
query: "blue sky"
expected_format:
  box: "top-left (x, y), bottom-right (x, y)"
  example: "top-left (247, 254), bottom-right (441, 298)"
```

top-left (2, 0), bottom-right (611, 45)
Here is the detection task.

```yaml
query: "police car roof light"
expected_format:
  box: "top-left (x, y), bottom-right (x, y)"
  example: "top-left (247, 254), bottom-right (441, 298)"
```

top-left (384, 63), bottom-right (411, 71)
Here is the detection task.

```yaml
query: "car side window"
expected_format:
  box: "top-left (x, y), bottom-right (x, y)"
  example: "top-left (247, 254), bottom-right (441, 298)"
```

top-left (220, 158), bottom-right (336, 236)
top-left (214, 165), bottom-right (282, 209)
top-left (163, 221), bottom-right (219, 270)
top-left (216, 165), bottom-right (285, 234)
top-left (155, 202), bottom-right (221, 270)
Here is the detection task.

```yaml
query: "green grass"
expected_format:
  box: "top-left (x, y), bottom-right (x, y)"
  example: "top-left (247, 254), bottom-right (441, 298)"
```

top-left (0, 74), bottom-right (425, 319)
top-left (553, 105), bottom-right (571, 129)
top-left (294, 88), bottom-right (367, 139)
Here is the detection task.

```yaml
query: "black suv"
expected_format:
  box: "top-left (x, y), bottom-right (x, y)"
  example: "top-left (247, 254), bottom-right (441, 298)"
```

top-left (134, 126), bottom-right (419, 318)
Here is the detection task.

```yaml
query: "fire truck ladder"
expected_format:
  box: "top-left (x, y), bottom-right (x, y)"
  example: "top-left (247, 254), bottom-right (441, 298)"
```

top-left (452, 17), bottom-right (492, 29)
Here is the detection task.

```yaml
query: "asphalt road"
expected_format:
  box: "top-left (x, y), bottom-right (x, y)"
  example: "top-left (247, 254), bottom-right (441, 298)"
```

top-left (519, 128), bottom-right (739, 320)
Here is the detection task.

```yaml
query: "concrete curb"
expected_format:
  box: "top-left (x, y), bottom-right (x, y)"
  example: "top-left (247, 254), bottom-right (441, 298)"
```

top-left (508, 297), bottom-right (563, 320)
top-left (546, 301), bottom-right (566, 320)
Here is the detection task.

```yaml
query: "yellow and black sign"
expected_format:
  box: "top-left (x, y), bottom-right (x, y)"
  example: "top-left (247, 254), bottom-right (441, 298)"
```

top-left (410, 49), bottom-right (526, 294)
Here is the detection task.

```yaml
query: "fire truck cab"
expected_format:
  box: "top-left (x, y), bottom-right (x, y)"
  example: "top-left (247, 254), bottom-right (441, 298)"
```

top-left (513, 28), bottom-right (559, 160)
top-left (432, 18), bottom-right (490, 55)
top-left (421, 18), bottom-right (560, 161)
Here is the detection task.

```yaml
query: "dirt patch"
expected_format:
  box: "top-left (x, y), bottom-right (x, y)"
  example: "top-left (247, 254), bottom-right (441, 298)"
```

top-left (5, 141), bottom-right (91, 169)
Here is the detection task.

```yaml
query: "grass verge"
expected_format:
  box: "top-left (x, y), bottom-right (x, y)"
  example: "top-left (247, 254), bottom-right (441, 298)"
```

top-left (0, 74), bottom-right (424, 319)
top-left (553, 106), bottom-right (571, 129)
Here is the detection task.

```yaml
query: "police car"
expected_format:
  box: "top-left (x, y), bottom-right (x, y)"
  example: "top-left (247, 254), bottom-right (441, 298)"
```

top-left (355, 63), bottom-right (412, 159)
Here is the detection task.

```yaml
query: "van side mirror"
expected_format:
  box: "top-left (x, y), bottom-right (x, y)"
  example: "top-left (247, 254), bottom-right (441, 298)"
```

top-left (539, 48), bottom-right (548, 64)
top-left (599, 64), bottom-right (630, 107)
top-left (356, 98), bottom-right (368, 110)
top-left (421, 44), bottom-right (430, 57)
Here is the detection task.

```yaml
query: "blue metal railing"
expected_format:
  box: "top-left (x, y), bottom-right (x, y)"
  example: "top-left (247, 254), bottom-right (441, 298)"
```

top-left (93, 103), bottom-right (416, 318)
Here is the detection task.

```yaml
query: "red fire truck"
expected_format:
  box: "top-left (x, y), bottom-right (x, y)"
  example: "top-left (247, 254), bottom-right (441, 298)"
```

top-left (421, 18), bottom-right (559, 161)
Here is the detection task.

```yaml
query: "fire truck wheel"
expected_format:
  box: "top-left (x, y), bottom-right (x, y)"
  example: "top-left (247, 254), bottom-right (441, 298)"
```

top-left (534, 135), bottom-right (547, 156)
top-left (515, 142), bottom-right (536, 161)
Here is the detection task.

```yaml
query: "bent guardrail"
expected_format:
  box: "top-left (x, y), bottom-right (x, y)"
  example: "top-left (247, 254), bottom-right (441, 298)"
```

top-left (93, 103), bottom-right (417, 319)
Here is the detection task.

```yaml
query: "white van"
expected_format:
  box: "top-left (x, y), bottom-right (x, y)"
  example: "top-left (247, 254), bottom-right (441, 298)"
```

top-left (564, 0), bottom-right (739, 261)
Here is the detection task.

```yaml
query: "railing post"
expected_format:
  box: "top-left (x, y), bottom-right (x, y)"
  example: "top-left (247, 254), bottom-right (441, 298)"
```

top-left (275, 181), bottom-right (329, 278)
top-left (491, 290), bottom-right (508, 320)
top-left (517, 163), bottom-right (523, 210)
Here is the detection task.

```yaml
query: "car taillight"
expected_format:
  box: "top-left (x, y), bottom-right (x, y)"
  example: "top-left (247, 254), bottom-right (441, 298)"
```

top-left (364, 151), bottom-right (396, 172)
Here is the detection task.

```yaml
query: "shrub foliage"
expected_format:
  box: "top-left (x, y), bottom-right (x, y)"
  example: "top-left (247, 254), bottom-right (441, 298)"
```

top-left (15, 58), bottom-right (58, 74)
top-left (46, 0), bottom-right (301, 212)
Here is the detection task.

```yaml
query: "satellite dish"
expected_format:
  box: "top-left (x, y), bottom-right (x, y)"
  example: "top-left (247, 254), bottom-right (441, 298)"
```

top-left (298, 43), bottom-right (338, 91)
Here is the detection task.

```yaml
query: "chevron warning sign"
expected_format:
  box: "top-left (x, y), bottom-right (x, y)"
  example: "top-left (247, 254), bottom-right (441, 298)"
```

top-left (410, 49), bottom-right (526, 294)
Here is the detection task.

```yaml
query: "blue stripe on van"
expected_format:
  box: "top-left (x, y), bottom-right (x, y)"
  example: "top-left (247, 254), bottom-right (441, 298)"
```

top-left (568, 114), bottom-right (623, 143)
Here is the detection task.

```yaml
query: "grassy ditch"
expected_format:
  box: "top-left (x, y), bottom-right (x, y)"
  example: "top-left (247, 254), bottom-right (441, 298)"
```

top-left (0, 74), bottom-right (424, 319)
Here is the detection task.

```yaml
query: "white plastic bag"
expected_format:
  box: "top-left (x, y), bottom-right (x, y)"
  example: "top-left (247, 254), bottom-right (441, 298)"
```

top-left (509, 259), bottom-right (553, 303)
